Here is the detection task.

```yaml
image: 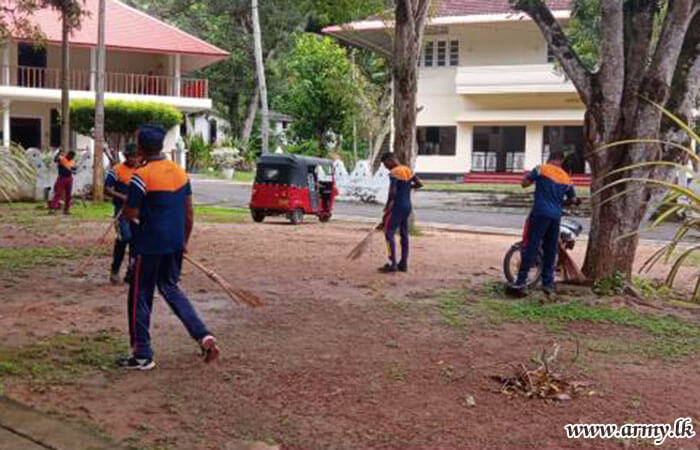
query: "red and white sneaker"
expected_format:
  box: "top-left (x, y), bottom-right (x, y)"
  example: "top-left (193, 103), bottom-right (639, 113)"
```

top-left (199, 335), bottom-right (220, 363)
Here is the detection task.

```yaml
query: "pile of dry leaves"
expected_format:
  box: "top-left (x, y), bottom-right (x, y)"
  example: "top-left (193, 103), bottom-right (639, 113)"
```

top-left (491, 343), bottom-right (595, 401)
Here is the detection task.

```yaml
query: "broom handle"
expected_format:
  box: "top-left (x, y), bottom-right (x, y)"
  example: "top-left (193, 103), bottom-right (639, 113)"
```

top-left (183, 254), bottom-right (264, 308)
top-left (76, 212), bottom-right (122, 274)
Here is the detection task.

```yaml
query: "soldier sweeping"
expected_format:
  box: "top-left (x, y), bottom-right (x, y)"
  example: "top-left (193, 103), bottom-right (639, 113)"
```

top-left (48, 150), bottom-right (77, 214)
top-left (119, 125), bottom-right (218, 370)
top-left (104, 144), bottom-right (141, 284)
top-left (376, 153), bottom-right (423, 273)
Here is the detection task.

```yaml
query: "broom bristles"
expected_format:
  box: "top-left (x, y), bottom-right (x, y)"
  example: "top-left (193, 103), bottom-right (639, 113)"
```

top-left (183, 254), bottom-right (264, 308)
top-left (347, 222), bottom-right (382, 260)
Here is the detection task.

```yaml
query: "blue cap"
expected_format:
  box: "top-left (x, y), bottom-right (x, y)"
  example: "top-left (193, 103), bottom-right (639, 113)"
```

top-left (138, 125), bottom-right (166, 152)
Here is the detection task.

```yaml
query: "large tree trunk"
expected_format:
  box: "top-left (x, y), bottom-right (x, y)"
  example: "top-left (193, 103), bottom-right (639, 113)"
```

top-left (513, 0), bottom-right (700, 280)
top-left (60, 10), bottom-right (71, 153)
top-left (92, 0), bottom-right (106, 201)
top-left (392, 0), bottom-right (430, 166)
top-left (251, 0), bottom-right (269, 154)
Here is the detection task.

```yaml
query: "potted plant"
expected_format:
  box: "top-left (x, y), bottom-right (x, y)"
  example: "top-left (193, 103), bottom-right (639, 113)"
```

top-left (211, 147), bottom-right (241, 180)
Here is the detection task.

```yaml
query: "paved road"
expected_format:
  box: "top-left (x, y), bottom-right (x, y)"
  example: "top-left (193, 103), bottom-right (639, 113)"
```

top-left (191, 177), bottom-right (681, 242)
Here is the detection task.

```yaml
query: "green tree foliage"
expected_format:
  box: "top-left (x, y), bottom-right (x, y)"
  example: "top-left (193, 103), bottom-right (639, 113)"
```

top-left (281, 34), bottom-right (369, 155)
top-left (70, 99), bottom-right (181, 161)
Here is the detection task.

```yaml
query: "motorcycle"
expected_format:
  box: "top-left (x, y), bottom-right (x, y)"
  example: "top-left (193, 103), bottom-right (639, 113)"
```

top-left (503, 216), bottom-right (584, 287)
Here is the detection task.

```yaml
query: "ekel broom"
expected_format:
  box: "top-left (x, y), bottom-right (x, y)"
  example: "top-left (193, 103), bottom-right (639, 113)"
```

top-left (183, 254), bottom-right (264, 308)
top-left (347, 220), bottom-right (384, 260)
top-left (76, 211), bottom-right (123, 275)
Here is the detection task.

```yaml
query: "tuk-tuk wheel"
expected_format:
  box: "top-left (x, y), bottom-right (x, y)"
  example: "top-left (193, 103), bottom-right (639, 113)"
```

top-left (288, 208), bottom-right (304, 225)
top-left (319, 214), bottom-right (331, 223)
top-left (251, 209), bottom-right (265, 223)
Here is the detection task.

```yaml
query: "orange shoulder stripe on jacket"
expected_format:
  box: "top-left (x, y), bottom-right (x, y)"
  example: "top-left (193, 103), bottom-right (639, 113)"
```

top-left (136, 160), bottom-right (188, 192)
top-left (115, 164), bottom-right (136, 184)
top-left (59, 156), bottom-right (75, 169)
top-left (391, 165), bottom-right (413, 181)
top-left (539, 164), bottom-right (571, 185)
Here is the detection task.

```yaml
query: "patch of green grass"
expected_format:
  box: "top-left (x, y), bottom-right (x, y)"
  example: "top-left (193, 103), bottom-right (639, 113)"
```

top-left (197, 169), bottom-right (255, 183)
top-left (593, 271), bottom-right (626, 296)
top-left (195, 206), bottom-right (248, 223)
top-left (485, 299), bottom-right (700, 359)
top-left (1, 202), bottom-right (248, 225)
top-left (438, 291), bottom-right (472, 327)
top-left (0, 331), bottom-right (128, 384)
top-left (423, 183), bottom-right (592, 197)
top-left (0, 247), bottom-right (82, 272)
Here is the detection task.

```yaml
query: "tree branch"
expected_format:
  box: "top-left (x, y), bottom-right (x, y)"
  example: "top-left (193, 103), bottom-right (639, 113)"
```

top-left (641, 0), bottom-right (696, 103)
top-left (662, 9), bottom-right (700, 147)
top-left (594, 0), bottom-right (625, 135)
top-left (510, 0), bottom-right (592, 105)
top-left (621, 0), bottom-right (658, 128)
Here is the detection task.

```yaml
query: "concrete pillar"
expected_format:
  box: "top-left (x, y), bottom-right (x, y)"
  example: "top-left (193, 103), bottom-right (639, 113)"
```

top-left (174, 54), bottom-right (181, 97)
top-left (89, 48), bottom-right (96, 91)
top-left (2, 100), bottom-right (10, 148)
top-left (1, 43), bottom-right (9, 85)
top-left (524, 123), bottom-right (544, 171)
top-left (459, 123), bottom-right (473, 174)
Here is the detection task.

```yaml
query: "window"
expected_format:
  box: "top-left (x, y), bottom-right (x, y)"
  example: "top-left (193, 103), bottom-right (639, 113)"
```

top-left (437, 41), bottom-right (447, 67)
top-left (424, 41), bottom-right (434, 67)
top-left (472, 126), bottom-right (526, 172)
top-left (417, 126), bottom-right (456, 156)
top-left (449, 40), bottom-right (459, 66)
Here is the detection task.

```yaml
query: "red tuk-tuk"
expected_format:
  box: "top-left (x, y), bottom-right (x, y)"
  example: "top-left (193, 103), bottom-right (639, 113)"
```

top-left (249, 154), bottom-right (338, 224)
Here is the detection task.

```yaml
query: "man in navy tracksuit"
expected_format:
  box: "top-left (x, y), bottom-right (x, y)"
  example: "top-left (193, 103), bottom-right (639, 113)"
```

top-left (508, 150), bottom-right (580, 297)
top-left (120, 125), bottom-right (218, 370)
top-left (377, 153), bottom-right (423, 273)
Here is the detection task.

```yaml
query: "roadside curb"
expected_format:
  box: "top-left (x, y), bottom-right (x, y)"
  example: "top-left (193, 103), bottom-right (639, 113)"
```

top-left (0, 397), bottom-right (121, 450)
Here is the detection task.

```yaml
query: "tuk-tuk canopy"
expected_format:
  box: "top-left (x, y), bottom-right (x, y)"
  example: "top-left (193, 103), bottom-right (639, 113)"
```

top-left (255, 154), bottom-right (334, 187)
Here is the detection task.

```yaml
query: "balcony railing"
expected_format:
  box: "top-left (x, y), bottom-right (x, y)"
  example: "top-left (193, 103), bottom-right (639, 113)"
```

top-left (455, 64), bottom-right (576, 95)
top-left (0, 65), bottom-right (209, 99)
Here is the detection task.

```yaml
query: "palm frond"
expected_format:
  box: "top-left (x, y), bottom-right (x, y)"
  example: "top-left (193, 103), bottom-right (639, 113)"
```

top-left (0, 145), bottom-right (36, 202)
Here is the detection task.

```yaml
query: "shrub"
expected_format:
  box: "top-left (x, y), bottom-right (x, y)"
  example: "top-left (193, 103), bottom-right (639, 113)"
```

top-left (185, 134), bottom-right (212, 172)
top-left (210, 147), bottom-right (241, 170)
top-left (70, 99), bottom-right (181, 162)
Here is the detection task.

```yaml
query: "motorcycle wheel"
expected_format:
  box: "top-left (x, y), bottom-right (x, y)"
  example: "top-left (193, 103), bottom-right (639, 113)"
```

top-left (503, 242), bottom-right (543, 288)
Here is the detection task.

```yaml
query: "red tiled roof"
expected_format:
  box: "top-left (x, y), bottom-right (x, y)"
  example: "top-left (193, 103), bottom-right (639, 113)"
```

top-left (437, 0), bottom-right (571, 17)
top-left (6, 0), bottom-right (228, 57)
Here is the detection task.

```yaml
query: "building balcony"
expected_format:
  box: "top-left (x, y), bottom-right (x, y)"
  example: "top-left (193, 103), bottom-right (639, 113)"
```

top-left (0, 65), bottom-right (211, 111)
top-left (455, 64), bottom-right (576, 95)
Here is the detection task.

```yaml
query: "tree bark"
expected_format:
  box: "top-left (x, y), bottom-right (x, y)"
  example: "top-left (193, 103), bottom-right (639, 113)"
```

top-left (60, 8), bottom-right (70, 154)
top-left (512, 0), bottom-right (700, 280)
top-left (92, 0), bottom-right (106, 201)
top-left (392, 0), bottom-right (430, 166)
top-left (251, 0), bottom-right (269, 154)
top-left (241, 87), bottom-right (259, 146)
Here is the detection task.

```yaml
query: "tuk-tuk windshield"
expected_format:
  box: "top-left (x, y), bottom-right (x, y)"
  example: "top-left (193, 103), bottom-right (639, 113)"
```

top-left (255, 164), bottom-right (296, 185)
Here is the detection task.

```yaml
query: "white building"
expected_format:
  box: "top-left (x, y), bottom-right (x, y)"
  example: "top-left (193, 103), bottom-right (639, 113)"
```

top-left (325, 0), bottom-right (591, 184)
top-left (0, 0), bottom-right (228, 167)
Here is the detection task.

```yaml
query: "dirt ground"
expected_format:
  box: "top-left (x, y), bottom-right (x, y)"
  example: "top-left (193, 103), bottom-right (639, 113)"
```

top-left (0, 208), bottom-right (699, 450)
